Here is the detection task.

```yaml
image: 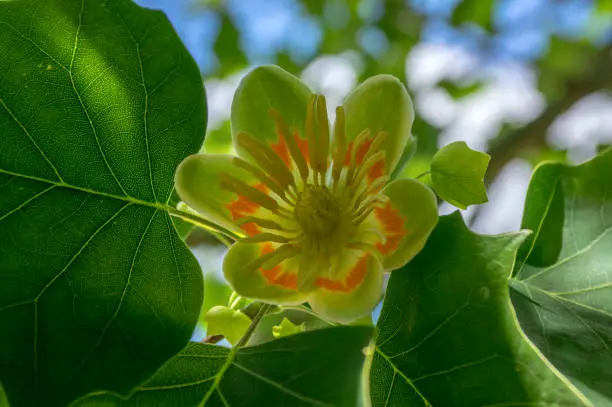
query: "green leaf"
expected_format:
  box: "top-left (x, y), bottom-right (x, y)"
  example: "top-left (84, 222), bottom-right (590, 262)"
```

top-left (272, 317), bottom-right (305, 339)
top-left (0, 384), bottom-right (9, 407)
top-left (430, 141), bottom-right (490, 209)
top-left (511, 149), bottom-right (612, 406)
top-left (451, 0), bottom-right (495, 31)
top-left (598, 0), bottom-right (612, 12)
top-left (203, 306), bottom-right (251, 345)
top-left (213, 12), bottom-right (247, 77)
top-left (0, 0), bottom-right (206, 405)
top-left (437, 80), bottom-right (483, 100)
top-left (72, 326), bottom-right (373, 407)
top-left (370, 213), bottom-right (588, 406)
top-left (244, 306), bottom-right (333, 346)
top-left (202, 120), bottom-right (233, 154)
top-left (515, 163), bottom-right (565, 268)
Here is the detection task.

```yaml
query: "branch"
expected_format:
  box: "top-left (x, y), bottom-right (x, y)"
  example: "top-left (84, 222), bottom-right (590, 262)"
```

top-left (485, 45), bottom-right (612, 184)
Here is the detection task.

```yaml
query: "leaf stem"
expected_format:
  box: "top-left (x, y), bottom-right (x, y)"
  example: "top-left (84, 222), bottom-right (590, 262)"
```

top-left (229, 294), bottom-right (242, 310)
top-left (235, 303), bottom-right (272, 348)
top-left (166, 206), bottom-right (241, 242)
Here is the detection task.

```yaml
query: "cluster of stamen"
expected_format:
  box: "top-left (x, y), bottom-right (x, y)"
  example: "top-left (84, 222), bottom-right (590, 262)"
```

top-left (221, 94), bottom-right (389, 276)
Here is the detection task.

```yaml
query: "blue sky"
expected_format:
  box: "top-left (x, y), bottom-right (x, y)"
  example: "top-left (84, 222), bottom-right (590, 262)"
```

top-left (136, 0), bottom-right (608, 74)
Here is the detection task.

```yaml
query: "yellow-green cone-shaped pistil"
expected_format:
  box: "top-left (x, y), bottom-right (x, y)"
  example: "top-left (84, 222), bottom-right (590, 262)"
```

top-left (175, 65), bottom-right (438, 323)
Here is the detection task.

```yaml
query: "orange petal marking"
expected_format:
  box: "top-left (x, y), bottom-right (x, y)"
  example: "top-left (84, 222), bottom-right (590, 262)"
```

top-left (344, 139), bottom-right (372, 166)
top-left (259, 243), bottom-right (297, 290)
top-left (294, 132), bottom-right (310, 164)
top-left (225, 183), bottom-right (268, 237)
top-left (315, 255), bottom-right (368, 293)
top-left (375, 202), bottom-right (407, 255)
top-left (270, 131), bottom-right (291, 167)
top-left (270, 131), bottom-right (310, 167)
top-left (368, 159), bottom-right (385, 184)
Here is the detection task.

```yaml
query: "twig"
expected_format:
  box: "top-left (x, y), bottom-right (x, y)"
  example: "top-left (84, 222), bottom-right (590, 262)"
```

top-left (202, 334), bottom-right (224, 344)
top-left (235, 303), bottom-right (273, 348)
top-left (485, 45), bottom-right (612, 185)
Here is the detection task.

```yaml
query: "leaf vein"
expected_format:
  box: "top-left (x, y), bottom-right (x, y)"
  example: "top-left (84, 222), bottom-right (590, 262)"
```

top-left (231, 362), bottom-right (332, 407)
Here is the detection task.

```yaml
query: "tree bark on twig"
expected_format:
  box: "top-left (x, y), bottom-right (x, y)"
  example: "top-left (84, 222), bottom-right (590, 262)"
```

top-left (485, 45), bottom-right (612, 184)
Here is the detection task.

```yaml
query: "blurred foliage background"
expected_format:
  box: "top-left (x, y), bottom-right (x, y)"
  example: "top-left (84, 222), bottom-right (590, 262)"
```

top-left (136, 0), bottom-right (612, 335)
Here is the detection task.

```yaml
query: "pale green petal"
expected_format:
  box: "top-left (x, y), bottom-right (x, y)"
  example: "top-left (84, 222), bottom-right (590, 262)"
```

top-left (175, 154), bottom-right (265, 236)
top-left (223, 241), bottom-right (308, 305)
top-left (309, 254), bottom-right (384, 324)
top-left (372, 178), bottom-right (438, 271)
top-left (343, 75), bottom-right (415, 174)
top-left (231, 65), bottom-right (312, 157)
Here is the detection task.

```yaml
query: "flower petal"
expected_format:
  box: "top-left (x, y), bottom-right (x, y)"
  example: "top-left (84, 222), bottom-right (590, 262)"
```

top-left (175, 154), bottom-right (281, 237)
top-left (223, 241), bottom-right (309, 305)
top-left (342, 75), bottom-right (415, 175)
top-left (309, 252), bottom-right (384, 324)
top-left (231, 65), bottom-right (313, 170)
top-left (372, 178), bottom-right (438, 271)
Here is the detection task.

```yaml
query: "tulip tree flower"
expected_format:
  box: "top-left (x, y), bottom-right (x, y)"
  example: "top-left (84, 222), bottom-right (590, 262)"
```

top-left (175, 66), bottom-right (438, 323)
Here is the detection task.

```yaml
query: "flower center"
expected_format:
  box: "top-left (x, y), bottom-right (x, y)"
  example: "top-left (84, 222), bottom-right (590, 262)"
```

top-left (221, 93), bottom-right (391, 263)
top-left (294, 185), bottom-right (340, 237)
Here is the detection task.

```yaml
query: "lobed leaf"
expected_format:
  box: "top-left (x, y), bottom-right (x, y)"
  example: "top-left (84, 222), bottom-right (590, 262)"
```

top-left (512, 149), bottom-right (612, 406)
top-left (370, 213), bottom-right (588, 406)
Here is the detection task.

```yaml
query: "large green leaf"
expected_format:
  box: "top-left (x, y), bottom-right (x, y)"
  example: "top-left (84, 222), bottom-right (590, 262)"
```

top-left (0, 0), bottom-right (206, 406)
top-left (370, 213), bottom-right (588, 406)
top-left (511, 150), bottom-right (612, 406)
top-left (0, 384), bottom-right (8, 407)
top-left (72, 326), bottom-right (372, 407)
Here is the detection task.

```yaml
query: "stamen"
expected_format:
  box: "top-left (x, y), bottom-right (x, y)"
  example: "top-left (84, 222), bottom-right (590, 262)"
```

top-left (364, 175), bottom-right (390, 202)
top-left (353, 207), bottom-right (375, 226)
top-left (242, 233), bottom-right (290, 244)
top-left (360, 131), bottom-right (387, 165)
top-left (249, 244), bottom-right (299, 273)
top-left (353, 195), bottom-right (389, 218)
top-left (331, 106), bottom-right (346, 186)
top-left (235, 132), bottom-right (295, 189)
top-left (269, 109), bottom-right (310, 181)
top-left (305, 95), bottom-right (318, 172)
top-left (278, 206), bottom-right (294, 217)
top-left (346, 129), bottom-right (371, 184)
top-left (297, 255), bottom-right (322, 291)
top-left (352, 150), bottom-right (386, 187)
top-left (234, 216), bottom-right (286, 231)
top-left (350, 129), bottom-right (372, 165)
top-left (315, 95), bottom-right (330, 177)
top-left (349, 174), bottom-right (389, 208)
top-left (232, 157), bottom-right (292, 205)
top-left (220, 173), bottom-right (279, 212)
top-left (345, 242), bottom-right (383, 262)
top-left (358, 228), bottom-right (387, 245)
